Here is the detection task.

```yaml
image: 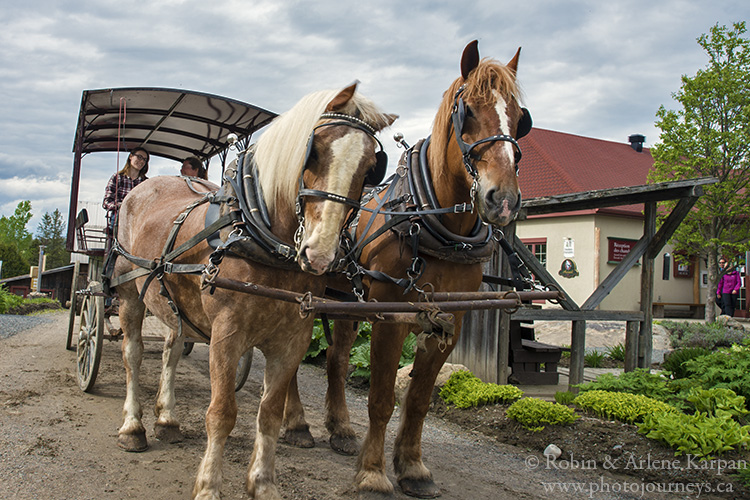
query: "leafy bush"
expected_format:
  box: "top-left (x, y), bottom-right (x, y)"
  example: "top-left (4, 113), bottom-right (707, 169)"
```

top-left (638, 411), bottom-right (750, 458)
top-left (682, 342), bottom-right (750, 408)
top-left (0, 284), bottom-right (24, 314)
top-left (349, 328), bottom-right (417, 380)
top-left (605, 343), bottom-right (626, 362)
top-left (686, 388), bottom-right (749, 422)
top-left (573, 390), bottom-right (677, 424)
top-left (584, 350), bottom-right (605, 367)
top-left (304, 318), bottom-right (331, 361)
top-left (554, 391), bottom-right (576, 405)
top-left (576, 368), bottom-right (673, 402)
top-left (506, 397), bottom-right (579, 432)
top-left (662, 320), bottom-right (747, 350)
top-left (439, 370), bottom-right (523, 409)
top-left (661, 347), bottom-right (711, 379)
top-left (734, 463), bottom-right (750, 488)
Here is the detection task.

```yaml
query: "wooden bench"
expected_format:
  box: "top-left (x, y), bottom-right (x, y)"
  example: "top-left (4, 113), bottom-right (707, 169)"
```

top-left (75, 209), bottom-right (108, 257)
top-left (652, 302), bottom-right (704, 319)
top-left (508, 320), bottom-right (567, 385)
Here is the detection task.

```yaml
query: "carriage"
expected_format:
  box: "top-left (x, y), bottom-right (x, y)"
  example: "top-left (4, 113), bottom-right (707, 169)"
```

top-left (64, 87), bottom-right (276, 392)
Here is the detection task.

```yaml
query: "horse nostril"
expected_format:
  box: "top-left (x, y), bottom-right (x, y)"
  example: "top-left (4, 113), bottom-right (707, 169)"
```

top-left (485, 189), bottom-right (497, 206)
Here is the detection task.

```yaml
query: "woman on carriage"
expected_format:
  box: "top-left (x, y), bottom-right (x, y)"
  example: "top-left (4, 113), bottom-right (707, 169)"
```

top-left (102, 147), bottom-right (149, 230)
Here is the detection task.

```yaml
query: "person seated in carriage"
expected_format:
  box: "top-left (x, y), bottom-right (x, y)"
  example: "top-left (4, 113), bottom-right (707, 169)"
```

top-left (179, 155), bottom-right (208, 179)
top-left (102, 147), bottom-right (150, 232)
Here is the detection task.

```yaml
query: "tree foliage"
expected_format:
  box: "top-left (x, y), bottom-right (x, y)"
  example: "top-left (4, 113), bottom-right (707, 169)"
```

top-left (648, 22), bottom-right (750, 321)
top-left (0, 201), bottom-right (33, 278)
top-left (33, 209), bottom-right (69, 270)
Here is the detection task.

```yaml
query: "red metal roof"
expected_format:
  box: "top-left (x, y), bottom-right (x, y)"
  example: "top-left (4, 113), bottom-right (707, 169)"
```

top-left (518, 128), bottom-right (654, 216)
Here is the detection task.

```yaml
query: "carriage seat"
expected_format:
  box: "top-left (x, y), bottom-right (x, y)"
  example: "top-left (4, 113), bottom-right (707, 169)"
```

top-left (75, 209), bottom-right (107, 257)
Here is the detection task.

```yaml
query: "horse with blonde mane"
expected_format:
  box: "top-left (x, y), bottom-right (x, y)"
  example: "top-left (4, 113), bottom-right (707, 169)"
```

top-left (284, 41), bottom-right (531, 499)
top-left (110, 82), bottom-right (396, 500)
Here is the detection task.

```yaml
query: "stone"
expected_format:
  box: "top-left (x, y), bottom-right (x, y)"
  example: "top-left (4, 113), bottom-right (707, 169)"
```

top-left (544, 444), bottom-right (562, 460)
top-left (394, 362), bottom-right (468, 403)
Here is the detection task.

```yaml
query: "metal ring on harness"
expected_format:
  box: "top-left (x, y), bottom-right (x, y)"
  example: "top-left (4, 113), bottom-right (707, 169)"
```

top-left (500, 290), bottom-right (522, 315)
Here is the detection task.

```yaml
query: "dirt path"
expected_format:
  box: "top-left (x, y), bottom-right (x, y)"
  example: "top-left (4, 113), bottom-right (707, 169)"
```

top-left (0, 311), bottom-right (738, 499)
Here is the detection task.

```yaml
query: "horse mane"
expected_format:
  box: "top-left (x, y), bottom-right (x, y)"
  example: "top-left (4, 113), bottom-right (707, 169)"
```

top-left (254, 88), bottom-right (393, 216)
top-left (430, 57), bottom-right (523, 173)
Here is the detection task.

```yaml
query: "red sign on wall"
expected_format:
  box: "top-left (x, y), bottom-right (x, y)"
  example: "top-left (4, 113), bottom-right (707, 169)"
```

top-left (673, 254), bottom-right (694, 278)
top-left (607, 237), bottom-right (637, 263)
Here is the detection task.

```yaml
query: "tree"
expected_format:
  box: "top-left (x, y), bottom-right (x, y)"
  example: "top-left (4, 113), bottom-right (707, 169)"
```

top-left (33, 209), bottom-right (70, 270)
top-left (0, 201), bottom-right (33, 277)
top-left (648, 22), bottom-right (750, 322)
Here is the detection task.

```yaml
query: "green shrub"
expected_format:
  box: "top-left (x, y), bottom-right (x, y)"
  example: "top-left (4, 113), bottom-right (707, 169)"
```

top-left (662, 320), bottom-right (747, 350)
top-left (349, 327), bottom-right (417, 380)
top-left (734, 463), bottom-right (750, 488)
top-left (439, 370), bottom-right (523, 409)
top-left (682, 343), bottom-right (750, 408)
top-left (605, 343), bottom-right (626, 362)
top-left (0, 284), bottom-right (24, 314)
top-left (304, 318), bottom-right (331, 361)
top-left (584, 350), bottom-right (605, 367)
top-left (686, 387), bottom-right (749, 422)
top-left (554, 391), bottom-right (576, 405)
top-left (506, 397), bottom-right (579, 432)
top-left (573, 390), bottom-right (677, 424)
top-left (576, 369), bottom-right (673, 402)
top-left (638, 410), bottom-right (750, 459)
top-left (661, 347), bottom-right (711, 379)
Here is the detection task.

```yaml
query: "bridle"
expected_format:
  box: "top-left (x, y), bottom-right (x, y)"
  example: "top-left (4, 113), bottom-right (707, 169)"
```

top-left (450, 85), bottom-right (530, 180)
top-left (293, 112), bottom-right (387, 253)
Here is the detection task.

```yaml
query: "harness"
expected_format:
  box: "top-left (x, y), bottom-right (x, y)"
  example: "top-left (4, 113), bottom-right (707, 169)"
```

top-left (102, 113), bottom-right (386, 341)
top-left (340, 88), bottom-right (534, 296)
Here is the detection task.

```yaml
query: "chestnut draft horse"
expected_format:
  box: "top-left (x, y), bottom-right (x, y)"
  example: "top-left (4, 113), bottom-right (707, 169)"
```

top-left (111, 83), bottom-right (396, 500)
top-left (285, 41), bottom-right (531, 499)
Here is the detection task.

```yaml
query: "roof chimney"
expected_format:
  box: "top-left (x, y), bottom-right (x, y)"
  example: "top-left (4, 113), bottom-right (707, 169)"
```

top-left (628, 134), bottom-right (645, 152)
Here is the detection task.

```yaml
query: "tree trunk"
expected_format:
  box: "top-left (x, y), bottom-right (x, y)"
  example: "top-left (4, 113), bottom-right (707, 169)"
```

top-left (705, 250), bottom-right (719, 322)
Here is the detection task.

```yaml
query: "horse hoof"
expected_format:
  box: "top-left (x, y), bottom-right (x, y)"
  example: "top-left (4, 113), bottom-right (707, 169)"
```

top-left (283, 426), bottom-right (314, 448)
top-left (154, 423), bottom-right (183, 443)
top-left (398, 477), bottom-right (441, 498)
top-left (330, 433), bottom-right (359, 456)
top-left (117, 432), bottom-right (148, 452)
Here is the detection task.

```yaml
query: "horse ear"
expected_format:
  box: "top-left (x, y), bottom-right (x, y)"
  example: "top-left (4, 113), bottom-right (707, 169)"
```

top-left (507, 47), bottom-right (521, 75)
top-left (460, 40), bottom-right (480, 80)
top-left (384, 113), bottom-right (398, 126)
top-left (326, 81), bottom-right (359, 112)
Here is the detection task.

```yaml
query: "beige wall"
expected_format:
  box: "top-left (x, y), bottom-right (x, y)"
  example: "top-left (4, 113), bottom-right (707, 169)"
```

top-left (516, 213), bottom-right (706, 311)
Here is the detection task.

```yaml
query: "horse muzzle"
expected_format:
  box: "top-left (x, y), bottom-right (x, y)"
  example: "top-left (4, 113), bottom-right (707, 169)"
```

top-left (477, 188), bottom-right (521, 227)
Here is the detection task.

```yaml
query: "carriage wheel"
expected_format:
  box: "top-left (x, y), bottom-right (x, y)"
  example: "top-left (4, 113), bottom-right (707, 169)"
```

top-left (76, 287), bottom-right (105, 392)
top-left (65, 261), bottom-right (81, 350)
top-left (235, 348), bottom-right (253, 392)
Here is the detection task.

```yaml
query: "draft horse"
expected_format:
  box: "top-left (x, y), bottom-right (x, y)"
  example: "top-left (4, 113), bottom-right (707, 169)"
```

top-left (286, 41), bottom-right (531, 498)
top-left (110, 83), bottom-right (396, 500)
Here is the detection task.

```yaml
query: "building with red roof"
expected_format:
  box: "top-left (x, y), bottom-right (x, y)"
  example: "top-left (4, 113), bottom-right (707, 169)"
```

top-left (516, 129), bottom-right (708, 315)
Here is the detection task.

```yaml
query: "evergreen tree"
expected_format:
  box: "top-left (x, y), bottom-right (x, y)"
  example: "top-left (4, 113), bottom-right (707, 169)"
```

top-left (648, 22), bottom-right (750, 321)
top-left (34, 209), bottom-right (70, 270)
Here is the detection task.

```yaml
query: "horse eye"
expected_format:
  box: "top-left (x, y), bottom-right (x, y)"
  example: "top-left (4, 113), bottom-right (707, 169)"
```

top-left (465, 105), bottom-right (474, 118)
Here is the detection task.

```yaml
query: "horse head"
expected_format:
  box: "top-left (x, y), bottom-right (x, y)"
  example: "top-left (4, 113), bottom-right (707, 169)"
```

top-left (254, 83), bottom-right (397, 275)
top-left (433, 40), bottom-right (530, 228)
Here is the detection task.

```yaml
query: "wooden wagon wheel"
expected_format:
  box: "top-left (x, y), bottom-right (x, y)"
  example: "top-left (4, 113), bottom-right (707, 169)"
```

top-left (65, 261), bottom-right (81, 350)
top-left (235, 348), bottom-right (253, 392)
top-left (76, 283), bottom-right (105, 392)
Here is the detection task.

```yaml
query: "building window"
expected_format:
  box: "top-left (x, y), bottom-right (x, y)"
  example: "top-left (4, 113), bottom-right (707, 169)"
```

top-left (523, 239), bottom-right (547, 269)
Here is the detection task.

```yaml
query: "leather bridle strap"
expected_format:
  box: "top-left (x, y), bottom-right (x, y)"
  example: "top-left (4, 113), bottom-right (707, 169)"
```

top-left (451, 85), bottom-right (522, 178)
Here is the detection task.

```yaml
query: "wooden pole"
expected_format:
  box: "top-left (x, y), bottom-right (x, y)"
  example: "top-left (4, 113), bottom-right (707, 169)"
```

top-left (638, 202), bottom-right (656, 369)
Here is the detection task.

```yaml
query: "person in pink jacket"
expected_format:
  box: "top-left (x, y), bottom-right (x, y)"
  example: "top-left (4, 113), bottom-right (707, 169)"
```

top-left (716, 257), bottom-right (742, 317)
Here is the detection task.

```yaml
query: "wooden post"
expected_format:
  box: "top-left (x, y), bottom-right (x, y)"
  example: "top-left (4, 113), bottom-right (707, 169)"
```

top-left (568, 320), bottom-right (586, 392)
top-left (497, 223), bottom-right (515, 385)
top-left (624, 320), bottom-right (639, 371)
top-left (638, 202), bottom-right (656, 369)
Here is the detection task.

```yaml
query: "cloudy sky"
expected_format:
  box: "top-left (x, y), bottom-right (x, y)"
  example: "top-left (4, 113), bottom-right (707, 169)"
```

top-left (0, 0), bottom-right (746, 233)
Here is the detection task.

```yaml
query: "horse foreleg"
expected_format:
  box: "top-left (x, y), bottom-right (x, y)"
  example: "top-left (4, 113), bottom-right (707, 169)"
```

top-left (117, 297), bottom-right (148, 452)
top-left (153, 328), bottom-right (184, 444)
top-left (247, 348), bottom-right (307, 500)
top-left (393, 327), bottom-right (459, 499)
top-left (193, 339), bottom-right (241, 500)
top-left (282, 368), bottom-right (314, 448)
top-left (355, 322), bottom-right (409, 497)
top-left (326, 320), bottom-right (359, 455)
